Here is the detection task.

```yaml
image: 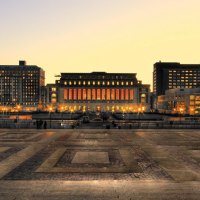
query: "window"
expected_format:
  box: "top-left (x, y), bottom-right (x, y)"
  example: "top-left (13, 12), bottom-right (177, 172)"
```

top-left (69, 89), bottom-right (73, 100)
top-left (78, 89), bottom-right (82, 100)
top-left (130, 89), bottom-right (134, 100)
top-left (106, 89), bottom-right (110, 100)
top-left (97, 89), bottom-right (101, 100)
top-left (83, 89), bottom-right (87, 100)
top-left (102, 89), bottom-right (106, 100)
top-left (120, 89), bottom-right (124, 100)
top-left (116, 89), bottom-right (120, 100)
top-left (111, 89), bottom-right (115, 100)
top-left (92, 89), bottom-right (96, 100)
top-left (87, 89), bottom-right (91, 100)
top-left (73, 89), bottom-right (77, 100)
top-left (125, 89), bottom-right (129, 100)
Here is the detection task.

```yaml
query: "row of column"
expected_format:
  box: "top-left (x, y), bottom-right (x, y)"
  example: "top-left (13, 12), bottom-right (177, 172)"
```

top-left (64, 88), bottom-right (134, 101)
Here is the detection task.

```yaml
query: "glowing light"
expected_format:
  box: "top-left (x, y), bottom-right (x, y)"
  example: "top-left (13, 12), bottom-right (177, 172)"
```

top-left (142, 106), bottom-right (145, 111)
top-left (49, 106), bottom-right (53, 112)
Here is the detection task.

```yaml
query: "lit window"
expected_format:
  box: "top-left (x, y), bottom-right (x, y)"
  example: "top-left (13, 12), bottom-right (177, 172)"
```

top-left (130, 89), bottom-right (134, 100)
top-left (117, 82), bottom-right (119, 86)
top-left (83, 81), bottom-right (86, 85)
top-left (126, 82), bottom-right (129, 86)
top-left (64, 81), bottom-right (67, 85)
top-left (69, 81), bottom-right (72, 85)
top-left (125, 89), bottom-right (129, 100)
top-left (78, 81), bottom-right (81, 85)
top-left (116, 89), bottom-right (120, 100)
top-left (88, 81), bottom-right (90, 85)
top-left (121, 82), bottom-right (124, 86)
top-left (87, 89), bottom-right (91, 100)
top-left (120, 89), bottom-right (125, 100)
top-left (111, 89), bottom-right (115, 100)
top-left (102, 89), bottom-right (106, 100)
top-left (93, 81), bottom-right (95, 85)
top-left (73, 89), bottom-right (77, 100)
top-left (78, 89), bottom-right (82, 100)
top-left (74, 81), bottom-right (76, 85)
top-left (106, 89), bottom-right (110, 100)
top-left (92, 89), bottom-right (96, 100)
top-left (98, 81), bottom-right (100, 85)
top-left (107, 81), bottom-right (110, 85)
top-left (69, 89), bottom-right (73, 100)
top-left (102, 81), bottom-right (105, 85)
top-left (83, 89), bottom-right (87, 100)
top-left (112, 81), bottom-right (115, 86)
top-left (97, 89), bottom-right (101, 100)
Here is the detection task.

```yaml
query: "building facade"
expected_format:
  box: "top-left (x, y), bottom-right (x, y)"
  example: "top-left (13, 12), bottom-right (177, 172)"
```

top-left (157, 88), bottom-right (200, 115)
top-left (153, 62), bottom-right (200, 96)
top-left (46, 84), bottom-right (57, 104)
top-left (50, 72), bottom-right (150, 112)
top-left (0, 61), bottom-right (45, 111)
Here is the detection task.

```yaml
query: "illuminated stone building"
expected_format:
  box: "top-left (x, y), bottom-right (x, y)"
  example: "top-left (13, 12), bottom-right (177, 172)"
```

top-left (157, 88), bottom-right (200, 115)
top-left (0, 61), bottom-right (45, 111)
top-left (53, 72), bottom-right (150, 112)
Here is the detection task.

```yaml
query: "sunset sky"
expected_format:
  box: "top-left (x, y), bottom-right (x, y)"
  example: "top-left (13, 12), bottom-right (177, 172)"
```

top-left (0, 0), bottom-right (200, 86)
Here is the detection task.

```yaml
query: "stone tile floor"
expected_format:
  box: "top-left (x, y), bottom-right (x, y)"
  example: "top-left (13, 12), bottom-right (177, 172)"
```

top-left (0, 129), bottom-right (200, 199)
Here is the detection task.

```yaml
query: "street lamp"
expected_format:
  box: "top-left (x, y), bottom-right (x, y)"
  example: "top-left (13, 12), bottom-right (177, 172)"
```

top-left (60, 106), bottom-right (64, 122)
top-left (142, 106), bottom-right (145, 112)
top-left (179, 107), bottom-right (184, 123)
top-left (137, 107), bottom-right (142, 128)
top-left (138, 107), bottom-right (142, 120)
top-left (49, 107), bottom-right (53, 128)
top-left (70, 109), bottom-right (74, 120)
top-left (190, 107), bottom-right (194, 116)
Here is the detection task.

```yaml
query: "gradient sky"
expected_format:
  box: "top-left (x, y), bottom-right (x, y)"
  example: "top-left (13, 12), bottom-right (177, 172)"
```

top-left (1, 0), bottom-right (200, 86)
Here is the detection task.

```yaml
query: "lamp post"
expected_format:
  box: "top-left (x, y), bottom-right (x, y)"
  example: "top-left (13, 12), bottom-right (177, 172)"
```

top-left (190, 108), bottom-right (194, 117)
top-left (61, 106), bottom-right (64, 122)
top-left (49, 107), bottom-right (53, 128)
top-left (138, 107), bottom-right (142, 128)
top-left (138, 107), bottom-right (142, 120)
top-left (179, 107), bottom-right (184, 123)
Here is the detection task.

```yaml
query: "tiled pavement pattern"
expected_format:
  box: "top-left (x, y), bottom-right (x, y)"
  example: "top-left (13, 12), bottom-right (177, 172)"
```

top-left (0, 129), bottom-right (200, 199)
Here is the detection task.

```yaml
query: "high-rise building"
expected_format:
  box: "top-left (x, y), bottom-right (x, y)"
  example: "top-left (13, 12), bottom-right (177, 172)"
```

top-left (51, 72), bottom-right (150, 112)
top-left (0, 61), bottom-right (45, 111)
top-left (153, 62), bottom-right (200, 96)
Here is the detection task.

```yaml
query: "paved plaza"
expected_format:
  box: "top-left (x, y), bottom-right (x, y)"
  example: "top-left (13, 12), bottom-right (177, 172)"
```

top-left (0, 129), bottom-right (200, 199)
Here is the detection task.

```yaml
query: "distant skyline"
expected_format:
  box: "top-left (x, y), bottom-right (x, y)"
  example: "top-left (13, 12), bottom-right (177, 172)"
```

top-left (1, 0), bottom-right (200, 85)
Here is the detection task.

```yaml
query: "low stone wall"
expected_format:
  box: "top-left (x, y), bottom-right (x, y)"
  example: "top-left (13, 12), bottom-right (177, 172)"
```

top-left (0, 119), bottom-right (200, 129)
